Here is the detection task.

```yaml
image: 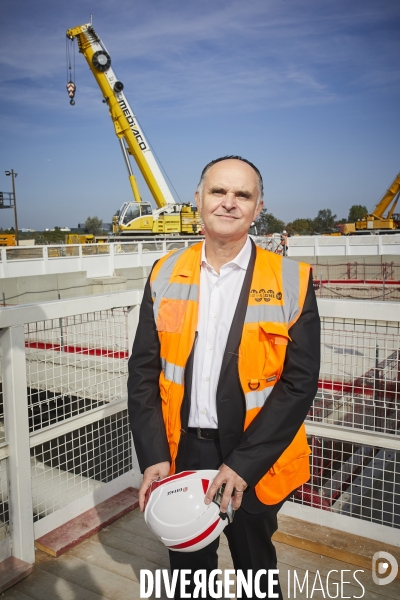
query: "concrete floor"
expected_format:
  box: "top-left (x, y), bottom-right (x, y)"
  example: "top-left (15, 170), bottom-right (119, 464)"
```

top-left (2, 509), bottom-right (399, 600)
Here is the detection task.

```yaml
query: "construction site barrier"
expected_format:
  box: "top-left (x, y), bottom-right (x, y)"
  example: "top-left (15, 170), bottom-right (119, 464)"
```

top-left (0, 293), bottom-right (399, 567)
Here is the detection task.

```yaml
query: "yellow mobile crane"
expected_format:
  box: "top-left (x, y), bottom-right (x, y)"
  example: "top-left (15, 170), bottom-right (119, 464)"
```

top-left (66, 21), bottom-right (202, 236)
top-left (344, 172), bottom-right (400, 234)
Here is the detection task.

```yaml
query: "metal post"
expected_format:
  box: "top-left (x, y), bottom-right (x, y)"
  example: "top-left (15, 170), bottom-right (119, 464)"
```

top-left (378, 235), bottom-right (383, 256)
top-left (0, 325), bottom-right (35, 564)
top-left (127, 303), bottom-right (142, 489)
top-left (42, 244), bottom-right (48, 275)
top-left (11, 170), bottom-right (19, 246)
top-left (57, 292), bottom-right (65, 349)
top-left (127, 303), bottom-right (140, 356)
top-left (4, 170), bottom-right (19, 246)
top-left (109, 240), bottom-right (115, 277)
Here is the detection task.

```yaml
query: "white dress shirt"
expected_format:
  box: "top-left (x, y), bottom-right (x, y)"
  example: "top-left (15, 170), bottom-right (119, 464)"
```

top-left (188, 237), bottom-right (252, 428)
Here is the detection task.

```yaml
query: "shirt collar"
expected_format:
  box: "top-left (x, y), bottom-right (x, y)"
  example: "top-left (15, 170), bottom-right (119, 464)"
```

top-left (201, 236), bottom-right (252, 271)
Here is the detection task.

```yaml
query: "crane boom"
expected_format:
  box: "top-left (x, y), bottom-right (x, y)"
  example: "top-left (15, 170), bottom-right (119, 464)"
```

top-left (66, 23), bottom-right (175, 210)
top-left (371, 173), bottom-right (400, 219)
top-left (341, 171), bottom-right (400, 234)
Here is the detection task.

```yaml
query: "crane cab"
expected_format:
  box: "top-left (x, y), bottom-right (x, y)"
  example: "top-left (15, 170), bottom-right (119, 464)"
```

top-left (113, 202), bottom-right (153, 234)
top-left (113, 201), bottom-right (202, 235)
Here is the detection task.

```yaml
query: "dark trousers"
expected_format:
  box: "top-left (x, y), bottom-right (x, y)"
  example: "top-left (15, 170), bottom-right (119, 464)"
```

top-left (169, 431), bottom-right (284, 599)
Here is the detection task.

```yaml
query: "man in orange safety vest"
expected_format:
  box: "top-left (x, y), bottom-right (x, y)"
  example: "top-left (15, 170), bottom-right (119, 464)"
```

top-left (128, 156), bottom-right (320, 599)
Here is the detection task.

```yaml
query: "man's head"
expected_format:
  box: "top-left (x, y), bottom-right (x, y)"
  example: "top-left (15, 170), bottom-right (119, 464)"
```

top-left (195, 156), bottom-right (264, 243)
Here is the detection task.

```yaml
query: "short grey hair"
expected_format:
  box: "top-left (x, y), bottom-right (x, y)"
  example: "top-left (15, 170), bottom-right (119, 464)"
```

top-left (196, 155), bottom-right (264, 204)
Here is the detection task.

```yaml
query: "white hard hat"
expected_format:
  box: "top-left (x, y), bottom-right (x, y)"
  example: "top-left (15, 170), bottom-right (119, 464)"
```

top-left (144, 470), bottom-right (234, 552)
top-left (282, 230), bottom-right (287, 234)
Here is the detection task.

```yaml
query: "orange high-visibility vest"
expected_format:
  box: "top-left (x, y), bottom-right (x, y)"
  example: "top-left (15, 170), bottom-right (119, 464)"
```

top-left (150, 241), bottom-right (311, 504)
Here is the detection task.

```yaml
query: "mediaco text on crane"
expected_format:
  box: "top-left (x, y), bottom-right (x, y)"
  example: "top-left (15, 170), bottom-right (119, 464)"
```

top-left (118, 99), bottom-right (147, 151)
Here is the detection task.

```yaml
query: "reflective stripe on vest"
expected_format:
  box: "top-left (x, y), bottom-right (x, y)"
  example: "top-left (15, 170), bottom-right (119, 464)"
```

top-left (161, 358), bottom-right (185, 385)
top-left (245, 386), bottom-right (274, 410)
top-left (150, 242), bottom-right (311, 504)
top-left (151, 247), bottom-right (188, 319)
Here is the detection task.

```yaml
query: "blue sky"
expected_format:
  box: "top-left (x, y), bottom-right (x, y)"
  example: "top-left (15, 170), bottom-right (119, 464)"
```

top-left (1, 0), bottom-right (399, 230)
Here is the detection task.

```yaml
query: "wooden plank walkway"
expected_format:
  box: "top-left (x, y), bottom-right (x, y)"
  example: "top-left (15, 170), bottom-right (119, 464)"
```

top-left (3, 508), bottom-right (400, 599)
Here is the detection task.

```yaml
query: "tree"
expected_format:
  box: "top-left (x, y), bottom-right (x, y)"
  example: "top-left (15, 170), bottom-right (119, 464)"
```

top-left (313, 209), bottom-right (337, 233)
top-left (286, 218), bottom-right (315, 236)
top-left (348, 204), bottom-right (368, 222)
top-left (254, 209), bottom-right (285, 235)
top-left (85, 216), bottom-right (103, 235)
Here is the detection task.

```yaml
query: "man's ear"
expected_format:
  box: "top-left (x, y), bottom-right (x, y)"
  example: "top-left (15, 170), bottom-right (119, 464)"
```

top-left (254, 200), bottom-right (263, 221)
top-left (195, 190), bottom-right (202, 211)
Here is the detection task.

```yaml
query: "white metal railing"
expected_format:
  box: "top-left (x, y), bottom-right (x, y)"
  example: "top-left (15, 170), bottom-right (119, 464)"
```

top-left (0, 290), bottom-right (142, 564)
top-left (0, 239), bottom-right (201, 279)
top-left (1, 235), bottom-right (400, 279)
top-left (283, 299), bottom-right (400, 547)
top-left (288, 233), bottom-right (400, 257)
top-left (0, 294), bottom-right (399, 568)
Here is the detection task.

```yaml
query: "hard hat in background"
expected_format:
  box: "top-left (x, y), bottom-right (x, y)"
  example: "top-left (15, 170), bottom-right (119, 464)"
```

top-left (144, 470), bottom-right (234, 552)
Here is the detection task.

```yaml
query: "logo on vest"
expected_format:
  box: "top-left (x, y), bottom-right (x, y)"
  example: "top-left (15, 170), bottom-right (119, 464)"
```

top-left (250, 289), bottom-right (281, 303)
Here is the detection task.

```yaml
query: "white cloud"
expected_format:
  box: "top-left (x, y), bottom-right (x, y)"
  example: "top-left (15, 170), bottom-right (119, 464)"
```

top-left (0, 0), bottom-right (399, 118)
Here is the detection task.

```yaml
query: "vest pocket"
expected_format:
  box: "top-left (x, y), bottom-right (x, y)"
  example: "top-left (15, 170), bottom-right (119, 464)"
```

top-left (269, 425), bottom-right (311, 475)
top-left (258, 321), bottom-right (291, 343)
top-left (258, 322), bottom-right (291, 381)
top-left (156, 298), bottom-right (187, 333)
top-left (255, 425), bottom-right (311, 504)
top-left (255, 453), bottom-right (311, 505)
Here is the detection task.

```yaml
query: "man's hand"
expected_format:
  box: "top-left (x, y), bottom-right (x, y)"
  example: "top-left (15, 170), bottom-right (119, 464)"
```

top-left (139, 461), bottom-right (170, 511)
top-left (204, 463), bottom-right (248, 511)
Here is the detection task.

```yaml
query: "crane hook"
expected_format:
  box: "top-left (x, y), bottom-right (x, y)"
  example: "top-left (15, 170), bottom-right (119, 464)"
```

top-left (66, 80), bottom-right (76, 106)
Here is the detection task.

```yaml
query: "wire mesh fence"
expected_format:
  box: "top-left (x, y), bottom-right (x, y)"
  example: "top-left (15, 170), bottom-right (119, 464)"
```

top-left (31, 410), bottom-right (132, 521)
top-left (0, 352), bottom-right (4, 446)
top-left (311, 260), bottom-right (400, 301)
top-left (141, 241), bottom-right (165, 252)
top-left (5, 247), bottom-right (43, 261)
top-left (294, 438), bottom-right (400, 529)
top-left (1, 292), bottom-right (400, 554)
top-left (0, 291), bottom-right (141, 560)
top-left (0, 459), bottom-right (10, 541)
top-left (115, 242), bottom-right (138, 254)
top-left (311, 260), bottom-right (400, 283)
top-left (315, 316), bottom-right (400, 435)
top-left (81, 244), bottom-right (110, 256)
top-left (313, 282), bottom-right (400, 302)
top-left (295, 314), bottom-right (400, 530)
top-left (25, 308), bottom-right (129, 432)
top-left (48, 246), bottom-right (80, 258)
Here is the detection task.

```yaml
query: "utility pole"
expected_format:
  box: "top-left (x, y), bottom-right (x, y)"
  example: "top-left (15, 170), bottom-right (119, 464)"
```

top-left (5, 170), bottom-right (19, 246)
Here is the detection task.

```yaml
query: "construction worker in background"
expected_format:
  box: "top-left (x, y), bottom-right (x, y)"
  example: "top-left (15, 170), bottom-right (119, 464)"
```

top-left (128, 156), bottom-right (320, 599)
top-left (281, 229), bottom-right (289, 256)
